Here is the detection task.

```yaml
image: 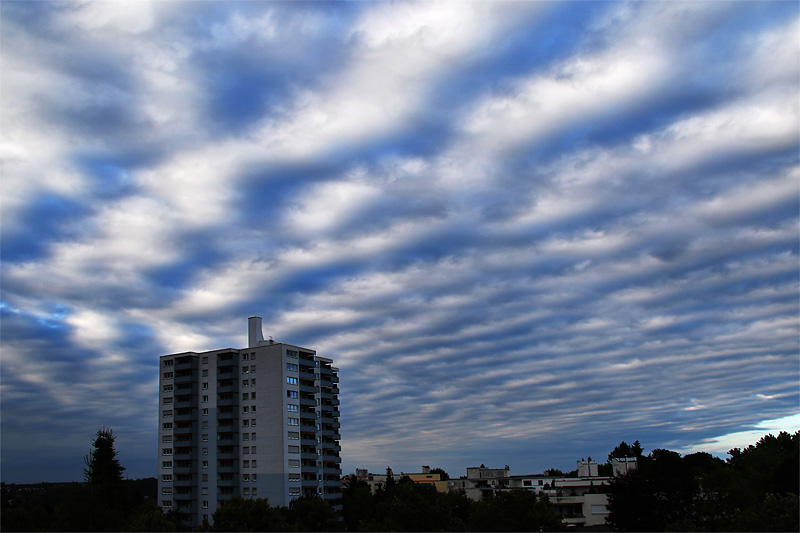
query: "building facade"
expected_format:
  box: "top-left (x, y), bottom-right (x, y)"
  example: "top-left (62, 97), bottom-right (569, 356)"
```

top-left (157, 317), bottom-right (341, 528)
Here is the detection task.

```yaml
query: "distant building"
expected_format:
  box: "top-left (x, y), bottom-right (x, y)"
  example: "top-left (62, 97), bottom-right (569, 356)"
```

top-left (157, 317), bottom-right (342, 529)
top-left (400, 466), bottom-right (448, 493)
top-left (349, 466), bottom-right (448, 493)
top-left (448, 464), bottom-right (511, 501)
top-left (449, 458), bottom-right (638, 529)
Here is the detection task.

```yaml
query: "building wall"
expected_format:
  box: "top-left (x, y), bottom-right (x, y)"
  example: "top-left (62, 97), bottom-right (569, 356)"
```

top-left (157, 319), bottom-right (341, 528)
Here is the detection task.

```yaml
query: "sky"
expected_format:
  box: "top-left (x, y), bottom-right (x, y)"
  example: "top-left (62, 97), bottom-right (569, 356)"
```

top-left (1, 0), bottom-right (798, 484)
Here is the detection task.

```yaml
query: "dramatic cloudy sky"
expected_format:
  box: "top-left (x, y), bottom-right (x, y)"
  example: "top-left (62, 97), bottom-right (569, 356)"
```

top-left (2, 1), bottom-right (798, 483)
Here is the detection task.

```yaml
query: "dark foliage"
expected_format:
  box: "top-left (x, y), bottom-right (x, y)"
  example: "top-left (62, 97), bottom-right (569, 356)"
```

top-left (211, 496), bottom-right (288, 532)
top-left (0, 429), bottom-right (165, 533)
top-left (606, 431), bottom-right (800, 532)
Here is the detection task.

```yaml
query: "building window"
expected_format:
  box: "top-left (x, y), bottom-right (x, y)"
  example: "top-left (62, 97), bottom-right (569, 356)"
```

top-left (251, 446), bottom-right (256, 454)
top-left (162, 448), bottom-right (172, 456)
top-left (164, 360), bottom-right (173, 367)
top-left (202, 501), bottom-right (209, 509)
top-left (202, 487), bottom-right (208, 495)
top-left (163, 384), bottom-right (173, 392)
top-left (287, 377), bottom-right (298, 385)
top-left (202, 434), bottom-right (208, 442)
top-left (202, 421), bottom-right (208, 429)
top-left (251, 432), bottom-right (257, 440)
top-left (289, 473), bottom-right (300, 481)
top-left (523, 480), bottom-right (532, 487)
top-left (252, 488), bottom-right (258, 496)
top-left (242, 353), bottom-right (248, 361)
top-left (202, 382), bottom-right (208, 390)
top-left (251, 392), bottom-right (256, 399)
top-left (243, 474), bottom-right (250, 482)
top-left (287, 350), bottom-right (298, 358)
top-left (250, 365), bottom-right (256, 373)
top-left (251, 419), bottom-right (256, 427)
top-left (287, 404), bottom-right (298, 412)
top-left (251, 405), bottom-right (256, 413)
top-left (162, 461), bottom-right (172, 469)
top-left (162, 487), bottom-right (173, 494)
top-left (163, 372), bottom-right (173, 379)
top-left (288, 445), bottom-right (299, 454)
top-left (287, 417), bottom-right (299, 426)
top-left (288, 432), bottom-right (299, 440)
top-left (252, 460), bottom-right (257, 468)
top-left (163, 422), bottom-right (172, 430)
top-left (243, 487), bottom-right (250, 495)
top-left (286, 363), bottom-right (298, 371)
top-left (162, 500), bottom-right (172, 508)
top-left (538, 480), bottom-right (544, 485)
top-left (162, 474), bottom-right (172, 482)
top-left (243, 420), bottom-right (249, 427)
top-left (243, 460), bottom-right (250, 468)
top-left (242, 380), bottom-right (248, 387)
top-left (202, 461), bottom-right (208, 468)
top-left (289, 460), bottom-right (300, 468)
top-left (289, 488), bottom-right (300, 496)
top-left (202, 447), bottom-right (208, 455)
top-left (202, 356), bottom-right (208, 364)
top-left (287, 390), bottom-right (298, 398)
top-left (202, 369), bottom-right (208, 377)
top-left (243, 447), bottom-right (249, 454)
top-left (242, 406), bottom-right (249, 414)
top-left (162, 436), bottom-right (172, 443)
top-left (242, 393), bottom-right (249, 400)
top-left (162, 410), bottom-right (173, 417)
top-left (202, 408), bottom-right (209, 416)
top-left (163, 397), bottom-right (173, 404)
top-left (253, 474), bottom-right (257, 481)
top-left (202, 395), bottom-right (209, 403)
top-left (202, 474), bottom-right (208, 482)
top-left (242, 367), bottom-right (249, 374)
top-left (242, 433), bottom-right (249, 441)
top-left (251, 378), bottom-right (256, 385)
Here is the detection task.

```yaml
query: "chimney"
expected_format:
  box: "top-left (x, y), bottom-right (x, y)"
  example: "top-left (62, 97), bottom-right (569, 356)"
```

top-left (248, 316), bottom-right (265, 348)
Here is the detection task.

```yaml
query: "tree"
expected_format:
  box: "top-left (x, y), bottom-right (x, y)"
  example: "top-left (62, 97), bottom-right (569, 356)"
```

top-left (607, 440), bottom-right (643, 463)
top-left (606, 433), bottom-right (800, 532)
top-left (470, 490), bottom-right (565, 532)
top-left (285, 495), bottom-right (342, 532)
top-left (342, 477), bottom-right (375, 532)
top-left (430, 467), bottom-right (450, 480)
top-left (125, 503), bottom-right (175, 532)
top-left (83, 428), bottom-right (128, 531)
top-left (211, 497), bottom-right (288, 532)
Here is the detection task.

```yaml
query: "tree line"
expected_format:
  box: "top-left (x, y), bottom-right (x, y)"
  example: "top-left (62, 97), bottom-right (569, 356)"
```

top-left (2, 428), bottom-right (797, 531)
top-left (606, 431), bottom-right (799, 531)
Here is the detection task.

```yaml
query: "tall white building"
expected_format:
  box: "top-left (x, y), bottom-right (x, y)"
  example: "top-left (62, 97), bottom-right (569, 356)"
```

top-left (157, 317), bottom-right (341, 528)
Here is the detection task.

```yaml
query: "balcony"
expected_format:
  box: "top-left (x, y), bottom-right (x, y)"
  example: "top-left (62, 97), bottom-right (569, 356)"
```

top-left (174, 360), bottom-right (196, 372)
top-left (174, 449), bottom-right (198, 461)
top-left (173, 475), bottom-right (194, 486)
top-left (217, 450), bottom-right (239, 460)
top-left (216, 410), bottom-right (238, 421)
top-left (299, 410), bottom-right (316, 420)
top-left (217, 385), bottom-right (238, 395)
top-left (172, 489), bottom-right (196, 500)
top-left (299, 383), bottom-right (316, 394)
top-left (216, 463), bottom-right (239, 474)
top-left (299, 397), bottom-right (316, 407)
top-left (173, 463), bottom-right (195, 474)
top-left (301, 452), bottom-right (318, 461)
top-left (299, 369), bottom-right (316, 381)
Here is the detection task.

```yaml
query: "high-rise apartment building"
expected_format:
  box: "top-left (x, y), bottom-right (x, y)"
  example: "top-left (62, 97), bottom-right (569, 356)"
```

top-left (157, 317), bottom-right (342, 528)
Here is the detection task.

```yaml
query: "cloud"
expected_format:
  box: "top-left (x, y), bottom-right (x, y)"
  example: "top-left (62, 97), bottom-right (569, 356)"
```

top-left (1, 0), bottom-right (797, 482)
